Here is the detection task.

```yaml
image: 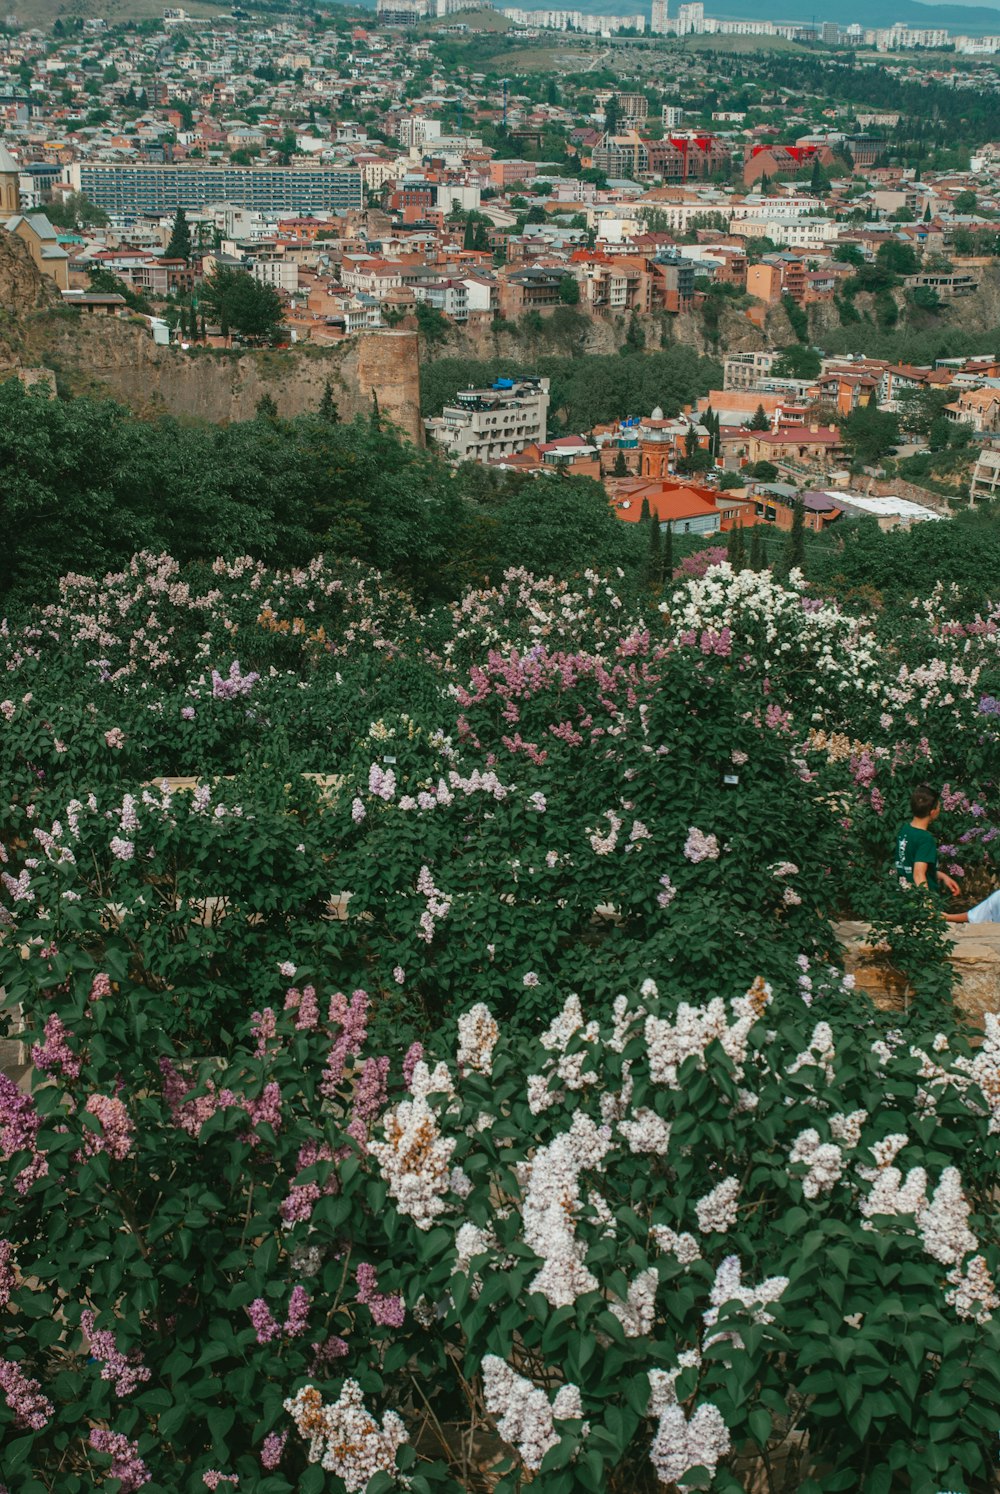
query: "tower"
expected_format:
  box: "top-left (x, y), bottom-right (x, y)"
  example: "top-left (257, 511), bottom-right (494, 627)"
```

top-left (651, 0), bottom-right (669, 33)
top-left (0, 141), bottom-right (20, 217)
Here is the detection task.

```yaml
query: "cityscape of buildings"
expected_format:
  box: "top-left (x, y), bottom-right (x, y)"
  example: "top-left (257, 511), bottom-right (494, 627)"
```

top-left (0, 0), bottom-right (998, 520)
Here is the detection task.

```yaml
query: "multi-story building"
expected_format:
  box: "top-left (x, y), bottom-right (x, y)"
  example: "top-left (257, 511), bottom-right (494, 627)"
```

top-left (592, 132), bottom-right (728, 182)
top-left (651, 0), bottom-right (669, 34)
top-left (397, 116), bottom-right (441, 147)
top-left (614, 92), bottom-right (648, 127)
top-left (424, 376), bottom-right (550, 462)
top-left (653, 250), bottom-right (695, 313)
top-left (662, 105), bottom-right (684, 129)
top-left (376, 0), bottom-right (432, 21)
top-left (69, 163), bottom-right (363, 215)
top-left (675, 2), bottom-right (704, 34)
top-left (723, 350), bottom-right (780, 390)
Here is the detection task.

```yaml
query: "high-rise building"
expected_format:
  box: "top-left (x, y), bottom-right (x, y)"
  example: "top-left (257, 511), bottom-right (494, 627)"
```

top-left (662, 105), bottom-right (684, 128)
top-left (651, 0), bottom-right (669, 33)
top-left (69, 163), bottom-right (363, 216)
top-left (424, 376), bottom-right (550, 462)
top-left (675, 1), bottom-right (704, 34)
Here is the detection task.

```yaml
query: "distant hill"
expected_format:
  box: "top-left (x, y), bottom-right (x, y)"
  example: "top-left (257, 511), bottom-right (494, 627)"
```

top-left (496, 0), bottom-right (1000, 33)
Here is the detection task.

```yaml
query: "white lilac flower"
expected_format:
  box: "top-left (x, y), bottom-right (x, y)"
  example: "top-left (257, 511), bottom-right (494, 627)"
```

top-left (683, 826), bottom-right (720, 863)
top-left (695, 1176), bottom-right (740, 1234)
top-left (702, 1254), bottom-right (788, 1344)
top-left (859, 1166), bottom-right (928, 1229)
top-left (456, 1003), bottom-right (499, 1075)
top-left (369, 1094), bottom-right (455, 1231)
top-left (618, 1107), bottom-right (672, 1155)
top-left (918, 1168), bottom-right (978, 1267)
top-left (520, 1113), bottom-right (611, 1308)
top-left (540, 995), bottom-right (585, 1053)
top-left (944, 1255), bottom-right (999, 1324)
top-left (829, 1110), bottom-right (868, 1149)
top-left (651, 1224), bottom-right (702, 1265)
top-left (283, 1382), bottom-right (407, 1491)
top-left (650, 1401), bottom-right (731, 1490)
top-left (610, 1266), bottom-right (659, 1337)
top-left (788, 1129), bottom-right (845, 1199)
top-left (482, 1356), bottom-right (584, 1472)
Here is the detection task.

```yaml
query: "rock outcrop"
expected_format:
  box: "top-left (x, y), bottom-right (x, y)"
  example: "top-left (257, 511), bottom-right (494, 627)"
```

top-left (837, 919), bottom-right (1000, 1024)
top-left (0, 229), bottom-right (60, 314)
top-left (9, 310), bottom-right (424, 443)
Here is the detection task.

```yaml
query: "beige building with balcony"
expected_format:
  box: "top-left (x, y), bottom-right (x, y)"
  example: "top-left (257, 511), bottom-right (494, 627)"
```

top-left (424, 376), bottom-right (549, 463)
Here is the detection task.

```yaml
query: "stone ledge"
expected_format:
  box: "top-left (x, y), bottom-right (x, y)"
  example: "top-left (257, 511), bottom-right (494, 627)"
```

top-left (836, 920), bottom-right (1000, 1022)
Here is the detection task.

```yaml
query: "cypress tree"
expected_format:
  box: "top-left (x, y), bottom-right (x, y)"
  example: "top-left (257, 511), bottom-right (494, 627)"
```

top-left (648, 515), bottom-right (661, 583)
top-left (749, 524), bottom-right (765, 571)
top-left (319, 380), bottom-right (340, 423)
top-left (166, 206), bottom-right (193, 263)
top-left (785, 499), bottom-right (806, 574)
top-left (662, 521), bottom-right (673, 580)
top-left (726, 524), bottom-right (746, 570)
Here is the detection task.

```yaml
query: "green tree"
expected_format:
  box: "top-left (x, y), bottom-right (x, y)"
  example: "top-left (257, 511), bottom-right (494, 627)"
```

top-left (876, 240), bottom-right (919, 277)
top-left (772, 344), bottom-right (821, 380)
top-left (613, 448), bottom-right (629, 476)
top-left (750, 460), bottom-right (779, 481)
top-left (953, 190), bottom-right (978, 215)
top-left (748, 403), bottom-right (770, 432)
top-left (319, 381), bottom-right (340, 424)
top-left (45, 192), bottom-right (109, 231)
top-left (749, 524), bottom-right (766, 570)
top-left (200, 267), bottom-right (284, 343)
top-left (165, 206), bottom-right (193, 263)
top-left (840, 404), bottom-right (900, 467)
top-left (783, 499), bottom-right (806, 574)
top-left (256, 392), bottom-right (279, 419)
top-left (726, 523), bottom-right (747, 569)
top-left (558, 274), bottom-right (580, 306)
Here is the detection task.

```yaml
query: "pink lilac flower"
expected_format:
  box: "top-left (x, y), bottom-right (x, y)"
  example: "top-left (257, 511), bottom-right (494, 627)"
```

top-left (260, 1432), bottom-right (287, 1470)
top-left (684, 827), bottom-right (720, 864)
top-left (80, 1310), bottom-right (151, 1397)
top-left (104, 728), bottom-right (125, 749)
top-left (284, 1285), bottom-right (311, 1337)
top-left (523, 972), bottom-right (540, 988)
top-left (180, 706), bottom-right (195, 720)
top-left (202, 1476), bottom-right (238, 1490)
top-left (284, 986), bottom-right (319, 1031)
top-left (350, 1057), bottom-right (389, 1139)
top-left (0, 1358), bottom-right (54, 1429)
top-left (88, 1429), bottom-right (150, 1492)
top-left (211, 661), bottom-right (259, 699)
top-left (89, 973), bottom-right (112, 1003)
top-left (309, 1335), bottom-right (349, 1372)
top-left (0, 1240), bottom-right (15, 1309)
top-left (109, 838), bottom-right (134, 862)
top-left (351, 797), bottom-right (366, 823)
top-left (321, 991), bottom-right (369, 1098)
top-left (246, 1083), bottom-right (282, 1137)
top-left (393, 965), bottom-right (406, 985)
top-left (31, 1013), bottom-right (81, 1079)
top-left (278, 961), bottom-right (296, 978)
top-left (403, 1042), bottom-right (424, 1087)
top-left (251, 1007), bottom-right (277, 1058)
top-left (81, 1095), bottom-right (134, 1160)
top-left (355, 1263), bottom-right (405, 1328)
top-left (247, 1300), bottom-right (280, 1344)
top-left (0, 1073), bottom-right (47, 1193)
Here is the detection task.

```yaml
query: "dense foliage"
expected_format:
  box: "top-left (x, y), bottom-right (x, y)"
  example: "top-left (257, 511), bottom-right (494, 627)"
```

top-left (4, 515), bottom-right (1000, 1489)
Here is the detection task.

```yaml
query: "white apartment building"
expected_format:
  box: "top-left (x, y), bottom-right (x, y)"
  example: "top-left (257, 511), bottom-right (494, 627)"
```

top-left (397, 116), bottom-right (442, 148)
top-left (249, 256), bottom-right (298, 294)
top-left (675, 3), bottom-right (704, 35)
top-left (651, 0), bottom-right (669, 33)
top-left (733, 216), bottom-right (838, 249)
top-left (424, 377), bottom-right (550, 462)
top-left (662, 105), bottom-right (684, 128)
top-left (970, 447), bottom-right (1000, 502)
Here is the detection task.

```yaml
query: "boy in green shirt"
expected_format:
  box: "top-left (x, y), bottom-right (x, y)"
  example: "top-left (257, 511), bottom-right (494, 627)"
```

top-left (894, 784), bottom-right (960, 901)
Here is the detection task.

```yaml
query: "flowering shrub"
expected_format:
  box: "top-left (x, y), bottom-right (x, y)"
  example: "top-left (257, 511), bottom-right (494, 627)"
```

top-left (4, 553), bottom-right (1000, 1491)
top-left (3, 953), bottom-right (1000, 1493)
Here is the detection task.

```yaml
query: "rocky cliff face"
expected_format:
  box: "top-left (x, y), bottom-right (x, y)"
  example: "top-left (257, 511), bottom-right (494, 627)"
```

top-left (7, 308), bottom-right (424, 443)
top-left (0, 230), bottom-right (60, 314)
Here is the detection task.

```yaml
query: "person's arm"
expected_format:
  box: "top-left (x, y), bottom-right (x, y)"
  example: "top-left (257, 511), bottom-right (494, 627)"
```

top-left (937, 868), bottom-right (960, 897)
top-left (912, 860), bottom-right (930, 890)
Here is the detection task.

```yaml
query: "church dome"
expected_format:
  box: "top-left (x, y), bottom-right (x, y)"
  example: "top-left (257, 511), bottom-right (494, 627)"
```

top-left (651, 404), bottom-right (663, 420)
